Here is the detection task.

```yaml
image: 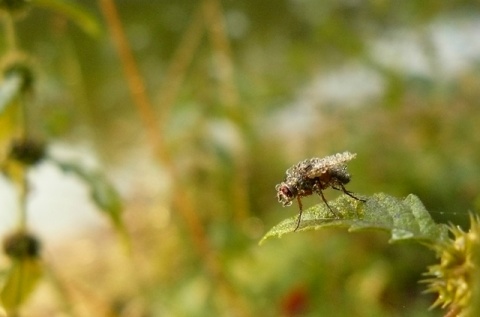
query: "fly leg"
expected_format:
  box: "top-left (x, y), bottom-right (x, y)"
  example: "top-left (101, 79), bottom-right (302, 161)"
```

top-left (294, 196), bottom-right (303, 232)
top-left (334, 184), bottom-right (366, 202)
top-left (315, 188), bottom-right (340, 218)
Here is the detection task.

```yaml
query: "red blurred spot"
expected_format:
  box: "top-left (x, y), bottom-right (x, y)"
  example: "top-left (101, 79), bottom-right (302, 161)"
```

top-left (280, 285), bottom-right (309, 317)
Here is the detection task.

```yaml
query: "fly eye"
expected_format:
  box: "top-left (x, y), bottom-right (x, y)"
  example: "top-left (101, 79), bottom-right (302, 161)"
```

top-left (276, 183), bottom-right (296, 206)
top-left (281, 186), bottom-right (293, 198)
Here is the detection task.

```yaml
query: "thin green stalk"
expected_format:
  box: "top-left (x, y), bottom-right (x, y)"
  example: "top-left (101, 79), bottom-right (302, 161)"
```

top-left (18, 93), bottom-right (30, 231)
top-left (2, 13), bottom-right (18, 52)
top-left (18, 165), bottom-right (28, 231)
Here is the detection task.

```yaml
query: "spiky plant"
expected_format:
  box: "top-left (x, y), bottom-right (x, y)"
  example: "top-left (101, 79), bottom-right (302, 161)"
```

top-left (423, 215), bottom-right (480, 317)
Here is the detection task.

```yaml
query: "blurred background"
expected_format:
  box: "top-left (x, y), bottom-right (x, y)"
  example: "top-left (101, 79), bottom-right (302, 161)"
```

top-left (1, 0), bottom-right (480, 316)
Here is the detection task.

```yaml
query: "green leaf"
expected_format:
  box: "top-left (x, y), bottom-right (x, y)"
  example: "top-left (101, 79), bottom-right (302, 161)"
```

top-left (260, 193), bottom-right (449, 245)
top-left (32, 0), bottom-right (101, 37)
top-left (50, 159), bottom-right (124, 230)
top-left (0, 259), bottom-right (43, 314)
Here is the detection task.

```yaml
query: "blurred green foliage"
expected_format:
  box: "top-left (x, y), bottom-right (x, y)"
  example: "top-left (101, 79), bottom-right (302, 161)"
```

top-left (1, 0), bottom-right (480, 316)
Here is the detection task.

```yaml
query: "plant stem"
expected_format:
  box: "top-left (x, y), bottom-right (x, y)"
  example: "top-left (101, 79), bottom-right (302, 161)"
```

top-left (156, 4), bottom-right (205, 136)
top-left (98, 0), bottom-right (162, 157)
top-left (18, 166), bottom-right (28, 230)
top-left (3, 13), bottom-right (18, 52)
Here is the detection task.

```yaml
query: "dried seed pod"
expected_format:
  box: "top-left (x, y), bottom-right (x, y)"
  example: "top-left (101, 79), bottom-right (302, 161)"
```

top-left (8, 138), bottom-right (46, 166)
top-left (0, 0), bottom-right (32, 18)
top-left (3, 231), bottom-right (41, 260)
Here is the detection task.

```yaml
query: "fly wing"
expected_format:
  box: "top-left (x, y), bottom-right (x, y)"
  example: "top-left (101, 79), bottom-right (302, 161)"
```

top-left (303, 158), bottom-right (330, 178)
top-left (285, 158), bottom-right (320, 179)
top-left (305, 152), bottom-right (356, 178)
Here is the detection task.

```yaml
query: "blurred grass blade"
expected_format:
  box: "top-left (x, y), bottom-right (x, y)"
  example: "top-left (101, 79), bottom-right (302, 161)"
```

top-left (32, 0), bottom-right (101, 37)
top-left (50, 159), bottom-right (124, 231)
top-left (0, 72), bottom-right (23, 115)
top-left (0, 259), bottom-right (43, 314)
top-left (260, 193), bottom-right (449, 245)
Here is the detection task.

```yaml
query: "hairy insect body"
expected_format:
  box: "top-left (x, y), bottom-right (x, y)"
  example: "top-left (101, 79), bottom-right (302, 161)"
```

top-left (275, 152), bottom-right (363, 231)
